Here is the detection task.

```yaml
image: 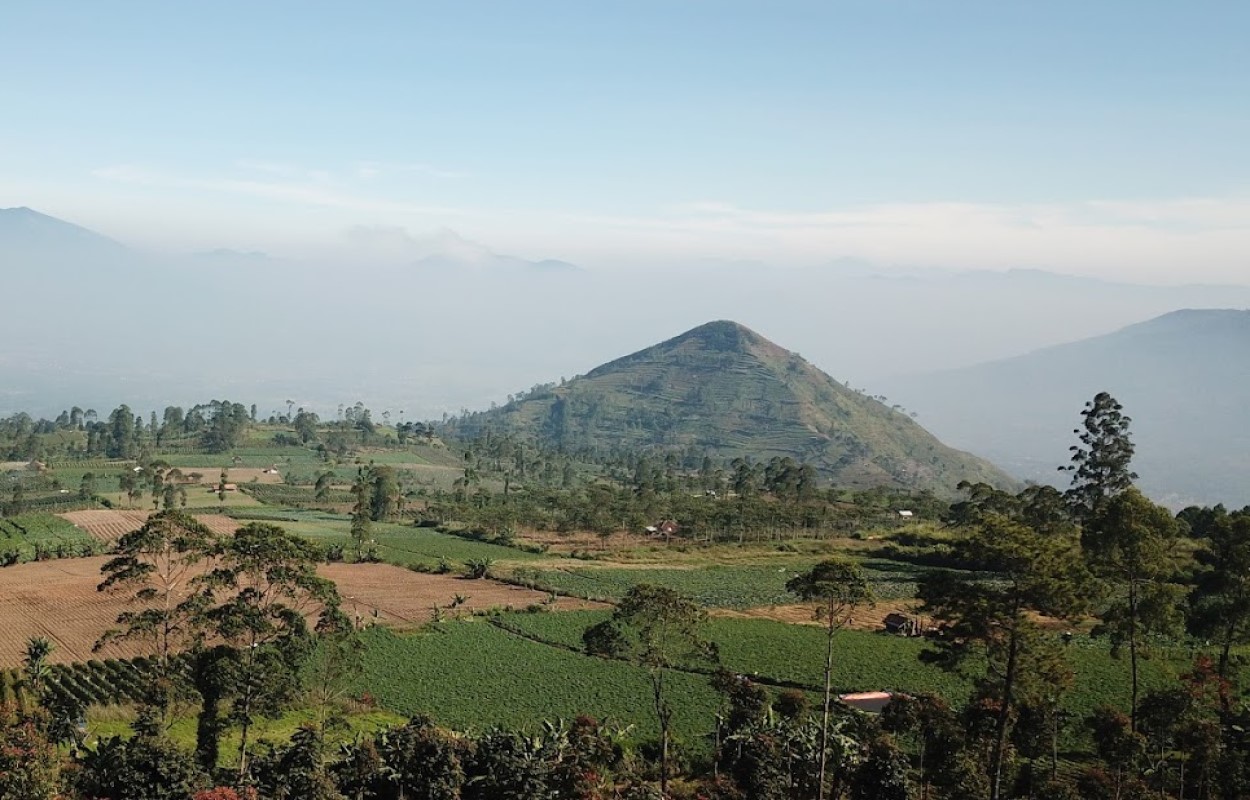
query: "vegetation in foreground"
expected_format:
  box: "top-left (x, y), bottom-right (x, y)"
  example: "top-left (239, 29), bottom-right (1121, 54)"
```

top-left (0, 391), bottom-right (1249, 798)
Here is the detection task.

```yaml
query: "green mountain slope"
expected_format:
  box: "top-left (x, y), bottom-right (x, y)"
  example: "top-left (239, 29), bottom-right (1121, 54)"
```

top-left (446, 320), bottom-right (1010, 493)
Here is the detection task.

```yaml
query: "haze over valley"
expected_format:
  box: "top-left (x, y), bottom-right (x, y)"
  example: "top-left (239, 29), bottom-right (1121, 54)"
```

top-left (4, 4), bottom-right (1250, 799)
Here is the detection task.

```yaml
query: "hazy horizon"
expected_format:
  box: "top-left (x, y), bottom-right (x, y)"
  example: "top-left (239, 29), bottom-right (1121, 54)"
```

top-left (3, 2), bottom-right (1249, 285)
top-left (3, 2), bottom-right (1249, 503)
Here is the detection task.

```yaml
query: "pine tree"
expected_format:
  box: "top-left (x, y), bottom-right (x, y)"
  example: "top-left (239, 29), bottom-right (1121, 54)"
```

top-left (1061, 392), bottom-right (1137, 521)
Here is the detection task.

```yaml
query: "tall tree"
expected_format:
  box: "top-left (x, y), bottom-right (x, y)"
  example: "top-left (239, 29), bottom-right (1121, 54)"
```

top-left (786, 558), bottom-right (873, 800)
top-left (349, 470), bottom-right (371, 561)
top-left (202, 522), bottom-right (339, 780)
top-left (1060, 392), bottom-right (1137, 521)
top-left (96, 510), bottom-right (217, 717)
top-left (920, 514), bottom-right (1089, 800)
top-left (294, 410), bottom-right (320, 444)
top-left (1083, 488), bottom-right (1184, 733)
top-left (1188, 510), bottom-right (1250, 714)
top-left (314, 471), bottom-right (334, 503)
top-left (368, 465), bottom-right (400, 522)
top-left (583, 584), bottom-right (717, 796)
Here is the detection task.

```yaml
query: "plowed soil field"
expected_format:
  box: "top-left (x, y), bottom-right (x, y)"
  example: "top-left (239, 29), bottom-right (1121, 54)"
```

top-left (0, 558), bottom-right (604, 665)
top-left (58, 510), bottom-right (242, 542)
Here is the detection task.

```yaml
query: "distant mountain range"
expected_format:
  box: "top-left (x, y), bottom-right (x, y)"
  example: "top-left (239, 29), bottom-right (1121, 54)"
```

top-left (444, 320), bottom-right (1012, 494)
top-left (3, 204), bottom-right (1249, 510)
top-left (881, 309), bottom-right (1250, 507)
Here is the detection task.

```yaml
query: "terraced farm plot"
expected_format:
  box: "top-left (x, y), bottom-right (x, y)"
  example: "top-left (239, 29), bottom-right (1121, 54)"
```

top-left (58, 509), bottom-right (242, 542)
top-left (0, 557), bottom-right (596, 666)
top-left (0, 556), bottom-right (142, 663)
top-left (58, 510), bottom-right (152, 543)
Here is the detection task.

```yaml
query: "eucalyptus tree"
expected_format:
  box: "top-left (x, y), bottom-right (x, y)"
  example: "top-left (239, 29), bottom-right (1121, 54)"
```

top-left (96, 510), bottom-right (218, 717)
top-left (201, 522), bottom-right (340, 780)
top-left (786, 558), bottom-right (873, 800)
top-left (583, 583), bottom-right (717, 796)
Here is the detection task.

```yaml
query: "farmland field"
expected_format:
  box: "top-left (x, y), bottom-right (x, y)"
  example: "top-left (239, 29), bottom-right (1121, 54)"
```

top-left (508, 558), bottom-right (923, 607)
top-left (58, 509), bottom-right (243, 541)
top-left (0, 512), bottom-right (99, 559)
top-left (354, 622), bottom-right (725, 744)
top-left (355, 610), bottom-right (1191, 748)
top-left (285, 518), bottom-right (551, 568)
top-left (0, 556), bottom-right (596, 665)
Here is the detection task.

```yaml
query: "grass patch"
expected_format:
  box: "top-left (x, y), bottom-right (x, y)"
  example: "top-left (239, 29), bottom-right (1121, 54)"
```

top-left (0, 512), bottom-right (98, 559)
top-left (512, 560), bottom-right (921, 606)
top-left (85, 704), bottom-right (405, 765)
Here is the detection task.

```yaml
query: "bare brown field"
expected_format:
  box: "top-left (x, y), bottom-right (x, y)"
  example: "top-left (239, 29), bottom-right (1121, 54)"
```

top-left (58, 510), bottom-right (152, 543)
top-left (58, 510), bottom-right (242, 542)
top-left (181, 468), bottom-right (285, 485)
top-left (0, 558), bottom-right (605, 666)
top-left (321, 562), bottom-right (606, 630)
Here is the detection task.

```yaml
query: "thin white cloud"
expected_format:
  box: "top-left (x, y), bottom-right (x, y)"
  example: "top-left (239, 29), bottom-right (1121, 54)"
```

top-left (234, 160), bottom-right (332, 184)
top-left (354, 160), bottom-right (468, 180)
top-left (91, 163), bottom-right (465, 218)
top-left (84, 162), bottom-right (1250, 285)
top-left (519, 197), bottom-right (1250, 284)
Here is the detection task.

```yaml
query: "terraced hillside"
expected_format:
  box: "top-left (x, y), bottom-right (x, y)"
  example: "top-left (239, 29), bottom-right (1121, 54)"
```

top-left (446, 320), bottom-right (1010, 493)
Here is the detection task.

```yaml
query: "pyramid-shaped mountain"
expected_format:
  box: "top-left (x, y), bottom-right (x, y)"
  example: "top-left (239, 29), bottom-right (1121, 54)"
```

top-left (449, 321), bottom-right (1011, 493)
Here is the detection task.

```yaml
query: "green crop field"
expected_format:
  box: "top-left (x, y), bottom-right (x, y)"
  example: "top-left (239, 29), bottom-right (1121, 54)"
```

top-left (0, 512), bottom-right (99, 560)
top-left (259, 516), bottom-right (548, 567)
top-left (356, 610), bottom-right (1191, 752)
top-left (493, 610), bottom-right (1185, 720)
top-left (354, 622), bottom-right (723, 746)
top-left (509, 559), bottom-right (922, 606)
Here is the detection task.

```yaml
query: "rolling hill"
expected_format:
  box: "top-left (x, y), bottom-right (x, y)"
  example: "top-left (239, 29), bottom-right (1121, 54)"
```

top-left (880, 309), bottom-right (1250, 508)
top-left (443, 320), bottom-right (1012, 494)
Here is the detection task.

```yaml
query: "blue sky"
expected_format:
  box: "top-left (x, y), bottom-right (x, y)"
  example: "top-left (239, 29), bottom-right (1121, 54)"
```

top-left (2, 1), bottom-right (1248, 282)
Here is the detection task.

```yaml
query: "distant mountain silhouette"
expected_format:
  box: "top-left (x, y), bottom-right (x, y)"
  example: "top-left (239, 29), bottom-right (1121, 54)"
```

top-left (0, 206), bottom-right (127, 251)
top-left (410, 229), bottom-right (583, 274)
top-left (444, 320), bottom-right (1012, 494)
top-left (881, 309), bottom-right (1250, 507)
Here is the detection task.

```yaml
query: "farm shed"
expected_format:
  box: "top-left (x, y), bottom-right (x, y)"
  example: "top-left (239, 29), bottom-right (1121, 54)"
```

top-left (883, 612), bottom-right (920, 636)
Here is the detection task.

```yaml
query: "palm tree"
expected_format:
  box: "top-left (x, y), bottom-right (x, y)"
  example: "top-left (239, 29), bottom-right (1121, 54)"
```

top-left (23, 636), bottom-right (54, 697)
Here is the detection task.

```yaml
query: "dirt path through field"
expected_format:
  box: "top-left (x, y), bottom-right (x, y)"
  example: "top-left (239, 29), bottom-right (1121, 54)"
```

top-left (712, 599), bottom-right (922, 632)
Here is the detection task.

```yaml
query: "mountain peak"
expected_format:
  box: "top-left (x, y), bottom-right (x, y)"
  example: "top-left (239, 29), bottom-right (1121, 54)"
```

top-left (449, 321), bottom-right (1011, 494)
top-left (0, 206), bottom-right (126, 251)
top-left (671, 320), bottom-right (765, 352)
